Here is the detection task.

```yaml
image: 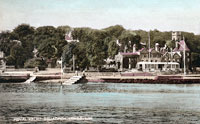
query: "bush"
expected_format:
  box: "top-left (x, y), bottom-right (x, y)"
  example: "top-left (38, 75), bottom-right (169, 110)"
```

top-left (5, 56), bottom-right (15, 66)
top-left (24, 58), bottom-right (47, 70)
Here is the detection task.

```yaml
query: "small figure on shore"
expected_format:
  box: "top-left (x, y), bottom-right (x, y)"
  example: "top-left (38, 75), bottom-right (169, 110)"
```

top-left (34, 67), bottom-right (39, 73)
top-left (82, 70), bottom-right (86, 77)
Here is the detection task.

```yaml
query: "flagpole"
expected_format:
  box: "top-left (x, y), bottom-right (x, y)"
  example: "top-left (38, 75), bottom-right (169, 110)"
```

top-left (148, 31), bottom-right (150, 62)
top-left (61, 57), bottom-right (63, 83)
top-left (73, 54), bottom-right (75, 72)
top-left (148, 31), bottom-right (151, 71)
top-left (183, 36), bottom-right (186, 75)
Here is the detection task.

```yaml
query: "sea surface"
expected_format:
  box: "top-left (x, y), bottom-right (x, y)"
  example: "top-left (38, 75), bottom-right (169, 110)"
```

top-left (0, 82), bottom-right (200, 123)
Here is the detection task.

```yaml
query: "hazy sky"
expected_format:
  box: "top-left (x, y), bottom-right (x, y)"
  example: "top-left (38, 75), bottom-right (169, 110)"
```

top-left (0, 0), bottom-right (200, 34)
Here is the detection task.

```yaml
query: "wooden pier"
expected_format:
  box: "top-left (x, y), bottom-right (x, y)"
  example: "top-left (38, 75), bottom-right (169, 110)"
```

top-left (62, 75), bottom-right (87, 85)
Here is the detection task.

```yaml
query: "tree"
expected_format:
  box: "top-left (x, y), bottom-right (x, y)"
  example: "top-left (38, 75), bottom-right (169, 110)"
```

top-left (0, 31), bottom-right (13, 56)
top-left (24, 58), bottom-right (47, 70)
top-left (62, 42), bottom-right (77, 66)
top-left (12, 24), bottom-right (35, 42)
top-left (166, 40), bottom-right (175, 49)
top-left (10, 24), bottom-right (35, 67)
top-left (103, 25), bottom-right (125, 38)
top-left (34, 26), bottom-right (67, 59)
top-left (71, 27), bottom-right (94, 42)
top-left (119, 31), bottom-right (141, 52)
top-left (152, 36), bottom-right (166, 47)
top-left (108, 40), bottom-right (119, 59)
top-left (9, 44), bottom-right (26, 68)
top-left (86, 40), bottom-right (106, 68)
top-left (57, 25), bottom-right (71, 33)
top-left (73, 42), bottom-right (90, 70)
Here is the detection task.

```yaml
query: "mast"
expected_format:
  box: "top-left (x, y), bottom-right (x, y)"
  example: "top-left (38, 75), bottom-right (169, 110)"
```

top-left (148, 31), bottom-right (151, 62)
top-left (61, 57), bottom-right (63, 82)
top-left (183, 36), bottom-right (186, 75)
top-left (170, 48), bottom-right (172, 70)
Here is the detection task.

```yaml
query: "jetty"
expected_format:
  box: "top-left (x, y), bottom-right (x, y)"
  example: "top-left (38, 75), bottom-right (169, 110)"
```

top-left (24, 76), bottom-right (36, 84)
top-left (88, 75), bottom-right (200, 84)
top-left (0, 73), bottom-right (30, 83)
top-left (86, 72), bottom-right (200, 84)
top-left (62, 75), bottom-right (86, 85)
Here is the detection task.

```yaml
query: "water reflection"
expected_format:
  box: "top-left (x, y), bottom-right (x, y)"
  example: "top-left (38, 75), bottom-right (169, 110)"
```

top-left (0, 82), bottom-right (200, 123)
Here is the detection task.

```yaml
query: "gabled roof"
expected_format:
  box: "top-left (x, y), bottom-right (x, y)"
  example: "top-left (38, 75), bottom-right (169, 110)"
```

top-left (173, 47), bottom-right (179, 52)
top-left (139, 48), bottom-right (160, 54)
top-left (173, 52), bottom-right (181, 58)
top-left (65, 34), bottom-right (73, 41)
top-left (138, 48), bottom-right (145, 52)
top-left (148, 48), bottom-right (154, 52)
top-left (139, 48), bottom-right (149, 53)
top-left (178, 40), bottom-right (190, 52)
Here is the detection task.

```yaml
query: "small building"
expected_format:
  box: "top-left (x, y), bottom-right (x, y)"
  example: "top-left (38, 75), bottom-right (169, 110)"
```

top-left (115, 52), bottom-right (139, 71)
top-left (136, 62), bottom-right (180, 72)
top-left (65, 31), bottom-right (79, 42)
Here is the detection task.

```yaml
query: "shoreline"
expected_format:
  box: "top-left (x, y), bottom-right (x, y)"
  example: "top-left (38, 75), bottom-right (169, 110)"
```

top-left (1, 68), bottom-right (200, 84)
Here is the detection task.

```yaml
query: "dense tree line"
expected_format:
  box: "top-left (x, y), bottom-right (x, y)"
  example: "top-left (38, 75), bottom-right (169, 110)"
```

top-left (0, 24), bottom-right (200, 70)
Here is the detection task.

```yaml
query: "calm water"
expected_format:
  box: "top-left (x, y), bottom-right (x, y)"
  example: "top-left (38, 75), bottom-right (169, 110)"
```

top-left (0, 82), bottom-right (200, 123)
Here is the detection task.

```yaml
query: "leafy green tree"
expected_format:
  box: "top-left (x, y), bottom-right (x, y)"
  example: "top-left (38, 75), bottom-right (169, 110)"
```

top-left (34, 26), bottom-right (57, 47)
top-left (152, 36), bottom-right (166, 47)
top-left (5, 56), bottom-right (15, 66)
top-left (24, 58), bottom-right (47, 70)
top-left (166, 40), bottom-right (175, 49)
top-left (12, 24), bottom-right (35, 42)
top-left (0, 31), bottom-right (13, 56)
top-left (103, 25), bottom-right (125, 38)
top-left (62, 42), bottom-right (77, 66)
top-left (73, 42), bottom-right (90, 70)
top-left (108, 40), bottom-right (119, 58)
top-left (86, 40), bottom-right (106, 68)
top-left (9, 44), bottom-right (26, 68)
top-left (34, 26), bottom-right (67, 59)
top-left (71, 27), bottom-right (94, 42)
top-left (38, 39), bottom-right (57, 59)
top-left (57, 25), bottom-right (71, 33)
top-left (4, 24), bottom-right (36, 67)
top-left (191, 53), bottom-right (200, 67)
top-left (119, 31), bottom-right (141, 52)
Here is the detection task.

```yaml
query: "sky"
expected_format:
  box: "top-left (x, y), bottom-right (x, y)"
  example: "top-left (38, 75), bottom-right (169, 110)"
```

top-left (0, 0), bottom-right (200, 34)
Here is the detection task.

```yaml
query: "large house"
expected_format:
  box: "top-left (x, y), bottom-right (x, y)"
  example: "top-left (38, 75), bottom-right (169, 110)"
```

top-left (114, 31), bottom-right (191, 72)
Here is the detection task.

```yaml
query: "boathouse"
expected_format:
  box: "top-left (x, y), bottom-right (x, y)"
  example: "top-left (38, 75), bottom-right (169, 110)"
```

top-left (136, 61), bottom-right (180, 72)
top-left (115, 52), bottom-right (139, 71)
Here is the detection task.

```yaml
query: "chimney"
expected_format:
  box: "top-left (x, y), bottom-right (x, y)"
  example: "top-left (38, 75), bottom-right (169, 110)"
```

top-left (175, 41), bottom-right (179, 48)
top-left (116, 39), bottom-right (121, 46)
top-left (124, 45), bottom-right (127, 53)
top-left (155, 43), bottom-right (159, 52)
top-left (133, 44), bottom-right (136, 53)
